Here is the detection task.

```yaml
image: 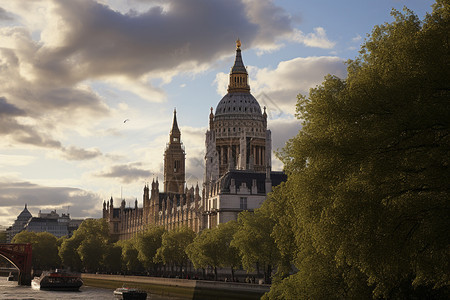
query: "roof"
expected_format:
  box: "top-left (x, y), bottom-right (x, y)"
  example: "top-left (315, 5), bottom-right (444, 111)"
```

top-left (215, 93), bottom-right (263, 120)
top-left (17, 204), bottom-right (32, 220)
top-left (218, 170), bottom-right (287, 194)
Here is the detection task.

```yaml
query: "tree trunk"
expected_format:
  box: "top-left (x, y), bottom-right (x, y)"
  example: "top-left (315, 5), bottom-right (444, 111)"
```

top-left (231, 267), bottom-right (235, 282)
top-left (214, 266), bottom-right (218, 281)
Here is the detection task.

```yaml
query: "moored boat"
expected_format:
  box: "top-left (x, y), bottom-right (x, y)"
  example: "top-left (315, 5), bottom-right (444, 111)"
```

top-left (114, 286), bottom-right (148, 299)
top-left (32, 269), bottom-right (83, 291)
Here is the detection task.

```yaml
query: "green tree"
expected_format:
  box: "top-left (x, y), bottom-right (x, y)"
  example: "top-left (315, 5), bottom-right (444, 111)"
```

top-left (118, 238), bottom-right (143, 273)
top-left (232, 208), bottom-right (280, 284)
top-left (267, 2), bottom-right (450, 298)
top-left (156, 226), bottom-right (195, 276)
top-left (58, 219), bottom-right (110, 272)
top-left (135, 226), bottom-right (166, 272)
top-left (77, 236), bottom-right (105, 272)
top-left (59, 235), bottom-right (83, 271)
top-left (103, 243), bottom-right (122, 274)
top-left (186, 228), bottom-right (221, 280)
top-left (216, 221), bottom-right (241, 281)
top-left (12, 231), bottom-right (60, 270)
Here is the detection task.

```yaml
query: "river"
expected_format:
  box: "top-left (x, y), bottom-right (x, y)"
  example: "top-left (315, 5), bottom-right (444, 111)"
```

top-left (0, 278), bottom-right (182, 300)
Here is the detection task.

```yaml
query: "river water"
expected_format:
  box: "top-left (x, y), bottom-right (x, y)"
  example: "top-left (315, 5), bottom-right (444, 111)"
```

top-left (0, 278), bottom-right (181, 300)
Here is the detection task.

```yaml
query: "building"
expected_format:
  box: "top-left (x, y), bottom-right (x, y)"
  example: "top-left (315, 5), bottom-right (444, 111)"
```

top-left (6, 204), bottom-right (32, 243)
top-left (202, 39), bottom-right (287, 228)
top-left (6, 206), bottom-right (83, 242)
top-left (103, 110), bottom-right (203, 241)
top-left (103, 40), bottom-right (286, 239)
top-left (24, 210), bottom-right (83, 238)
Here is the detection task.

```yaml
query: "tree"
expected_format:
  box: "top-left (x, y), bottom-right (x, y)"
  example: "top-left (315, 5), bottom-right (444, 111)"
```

top-left (118, 238), bottom-right (143, 273)
top-left (186, 228), bottom-right (221, 280)
top-left (59, 219), bottom-right (110, 272)
top-left (155, 226), bottom-right (195, 276)
top-left (77, 236), bottom-right (105, 272)
top-left (232, 207), bottom-right (280, 284)
top-left (12, 231), bottom-right (60, 270)
top-left (216, 221), bottom-right (241, 281)
top-left (267, 1), bottom-right (450, 298)
top-left (135, 225), bottom-right (166, 273)
top-left (59, 235), bottom-right (83, 271)
top-left (103, 243), bottom-right (123, 274)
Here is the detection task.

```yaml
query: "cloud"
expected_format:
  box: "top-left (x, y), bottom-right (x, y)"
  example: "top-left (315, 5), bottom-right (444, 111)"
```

top-left (251, 56), bottom-right (346, 114)
top-left (215, 56), bottom-right (347, 115)
top-left (62, 146), bottom-right (103, 160)
top-left (352, 34), bottom-right (362, 42)
top-left (96, 162), bottom-right (152, 183)
top-left (0, 7), bottom-right (13, 21)
top-left (0, 180), bottom-right (102, 225)
top-left (0, 97), bottom-right (25, 116)
top-left (291, 27), bottom-right (336, 49)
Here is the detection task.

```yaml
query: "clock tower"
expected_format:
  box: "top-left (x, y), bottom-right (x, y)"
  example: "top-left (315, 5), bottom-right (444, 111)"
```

top-left (164, 109), bottom-right (186, 194)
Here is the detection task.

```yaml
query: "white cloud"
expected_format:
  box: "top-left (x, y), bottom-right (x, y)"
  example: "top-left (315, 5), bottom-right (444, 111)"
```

top-left (215, 56), bottom-right (347, 115)
top-left (291, 27), bottom-right (336, 49)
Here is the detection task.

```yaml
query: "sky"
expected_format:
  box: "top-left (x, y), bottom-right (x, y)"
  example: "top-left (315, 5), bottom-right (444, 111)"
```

top-left (0, 0), bottom-right (436, 226)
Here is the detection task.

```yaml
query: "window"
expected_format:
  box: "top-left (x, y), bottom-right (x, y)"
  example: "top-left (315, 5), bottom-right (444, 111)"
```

top-left (240, 197), bottom-right (247, 210)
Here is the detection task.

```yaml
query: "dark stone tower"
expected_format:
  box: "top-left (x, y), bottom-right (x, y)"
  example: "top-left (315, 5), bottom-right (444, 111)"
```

top-left (164, 109), bottom-right (186, 194)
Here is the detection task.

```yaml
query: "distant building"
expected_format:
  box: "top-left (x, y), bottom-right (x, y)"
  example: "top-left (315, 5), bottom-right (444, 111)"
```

top-left (6, 206), bottom-right (83, 242)
top-left (6, 204), bottom-right (32, 243)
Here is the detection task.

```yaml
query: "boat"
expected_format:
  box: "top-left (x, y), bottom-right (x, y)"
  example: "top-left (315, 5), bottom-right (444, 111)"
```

top-left (114, 286), bottom-right (147, 299)
top-left (32, 269), bottom-right (83, 291)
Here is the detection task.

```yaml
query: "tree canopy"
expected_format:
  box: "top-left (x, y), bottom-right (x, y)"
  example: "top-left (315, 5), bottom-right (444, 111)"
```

top-left (12, 231), bottom-right (60, 270)
top-left (266, 1), bottom-right (449, 298)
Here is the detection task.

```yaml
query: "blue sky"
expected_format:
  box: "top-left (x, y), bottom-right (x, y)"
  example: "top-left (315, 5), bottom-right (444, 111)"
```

top-left (0, 0), bottom-right (435, 226)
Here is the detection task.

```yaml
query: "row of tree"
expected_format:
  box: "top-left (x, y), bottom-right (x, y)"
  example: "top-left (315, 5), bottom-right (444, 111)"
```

top-left (12, 215), bottom-right (280, 283)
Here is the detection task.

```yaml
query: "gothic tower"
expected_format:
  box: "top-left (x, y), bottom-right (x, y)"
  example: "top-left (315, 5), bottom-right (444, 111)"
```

top-left (164, 109), bottom-right (186, 194)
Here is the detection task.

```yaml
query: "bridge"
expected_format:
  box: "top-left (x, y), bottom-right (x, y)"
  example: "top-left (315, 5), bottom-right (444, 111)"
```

top-left (0, 244), bottom-right (32, 285)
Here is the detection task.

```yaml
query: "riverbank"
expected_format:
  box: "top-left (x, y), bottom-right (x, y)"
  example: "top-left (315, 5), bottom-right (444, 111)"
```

top-left (82, 273), bottom-right (270, 299)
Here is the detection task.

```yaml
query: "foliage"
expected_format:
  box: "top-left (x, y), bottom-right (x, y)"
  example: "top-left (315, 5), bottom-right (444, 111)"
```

top-left (267, 1), bottom-right (450, 298)
top-left (117, 238), bottom-right (143, 273)
top-left (186, 222), bottom-right (240, 280)
top-left (232, 206), bottom-right (280, 283)
top-left (12, 231), bottom-right (60, 270)
top-left (135, 225), bottom-right (166, 269)
top-left (103, 243), bottom-right (122, 273)
top-left (59, 218), bottom-right (110, 272)
top-left (155, 226), bottom-right (195, 272)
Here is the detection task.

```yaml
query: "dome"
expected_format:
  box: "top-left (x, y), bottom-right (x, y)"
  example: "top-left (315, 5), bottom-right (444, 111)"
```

top-left (215, 92), bottom-right (263, 120)
top-left (17, 204), bottom-right (32, 220)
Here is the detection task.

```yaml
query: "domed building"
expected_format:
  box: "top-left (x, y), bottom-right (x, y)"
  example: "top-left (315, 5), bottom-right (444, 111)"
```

top-left (6, 204), bottom-right (32, 242)
top-left (102, 40), bottom-right (286, 238)
top-left (203, 40), bottom-right (286, 228)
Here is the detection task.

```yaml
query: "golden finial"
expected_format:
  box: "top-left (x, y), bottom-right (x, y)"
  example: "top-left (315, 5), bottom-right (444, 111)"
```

top-left (236, 38), bottom-right (241, 49)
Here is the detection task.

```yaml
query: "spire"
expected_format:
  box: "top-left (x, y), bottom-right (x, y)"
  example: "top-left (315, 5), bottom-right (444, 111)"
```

top-left (228, 39), bottom-right (250, 93)
top-left (231, 39), bottom-right (247, 74)
top-left (169, 108), bottom-right (181, 144)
